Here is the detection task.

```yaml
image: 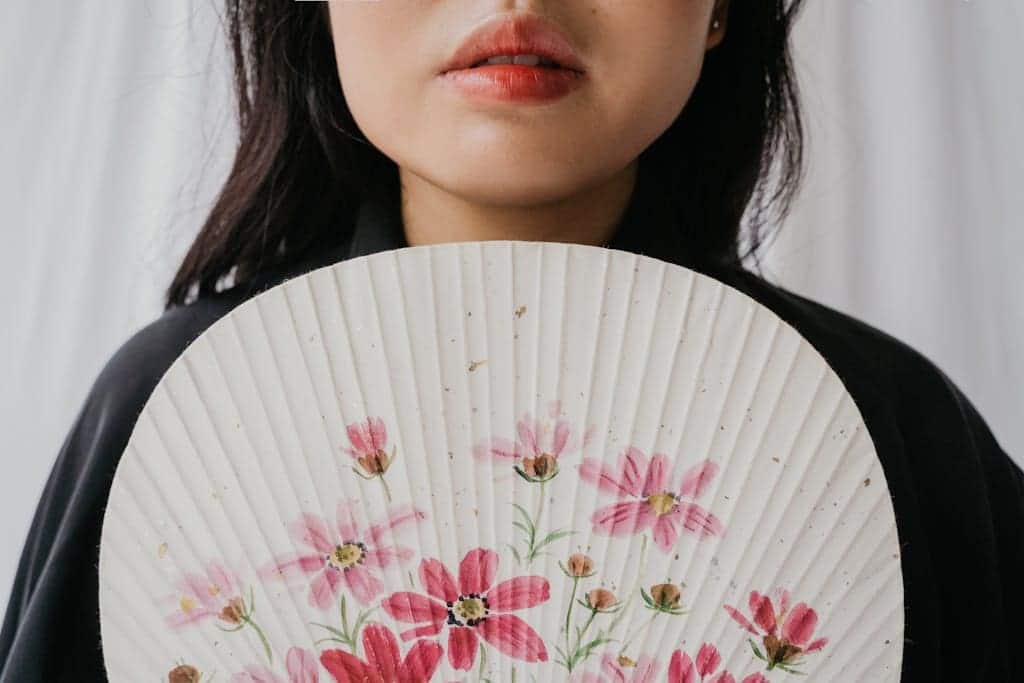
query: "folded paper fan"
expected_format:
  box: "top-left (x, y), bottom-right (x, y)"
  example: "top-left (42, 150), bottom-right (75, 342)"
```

top-left (99, 241), bottom-right (903, 682)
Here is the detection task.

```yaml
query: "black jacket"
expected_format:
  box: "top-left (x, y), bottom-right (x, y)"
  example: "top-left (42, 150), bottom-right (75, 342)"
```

top-left (2, 166), bottom-right (1022, 681)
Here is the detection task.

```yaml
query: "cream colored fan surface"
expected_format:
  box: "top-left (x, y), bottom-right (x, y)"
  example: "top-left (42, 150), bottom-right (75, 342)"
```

top-left (99, 242), bottom-right (903, 682)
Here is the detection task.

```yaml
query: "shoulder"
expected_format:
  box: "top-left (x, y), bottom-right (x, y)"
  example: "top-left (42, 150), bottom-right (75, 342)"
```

top-left (89, 291), bottom-right (243, 419)
top-left (0, 286), bottom-right (261, 680)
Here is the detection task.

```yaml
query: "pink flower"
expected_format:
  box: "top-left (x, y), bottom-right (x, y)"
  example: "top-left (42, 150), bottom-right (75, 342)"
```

top-left (345, 417), bottom-right (393, 477)
top-left (263, 503), bottom-right (424, 608)
top-left (474, 401), bottom-right (586, 483)
top-left (165, 561), bottom-right (246, 629)
top-left (579, 447), bottom-right (723, 552)
top-left (723, 587), bottom-right (828, 673)
top-left (319, 624), bottom-right (443, 683)
top-left (381, 547), bottom-right (550, 671)
top-left (570, 653), bottom-right (660, 682)
top-left (231, 646), bottom-right (319, 683)
top-left (668, 643), bottom-right (766, 683)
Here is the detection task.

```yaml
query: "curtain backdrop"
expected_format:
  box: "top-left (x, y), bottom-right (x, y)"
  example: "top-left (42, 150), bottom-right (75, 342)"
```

top-left (1, 0), bottom-right (1020, 618)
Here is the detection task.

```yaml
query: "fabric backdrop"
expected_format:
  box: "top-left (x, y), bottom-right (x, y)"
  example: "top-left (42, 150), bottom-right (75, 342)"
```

top-left (1, 0), bottom-right (1020, 619)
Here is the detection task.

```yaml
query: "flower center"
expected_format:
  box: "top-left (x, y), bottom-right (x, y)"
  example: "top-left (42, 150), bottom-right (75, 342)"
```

top-left (217, 597), bottom-right (246, 625)
top-left (168, 664), bottom-right (201, 683)
top-left (646, 492), bottom-right (677, 515)
top-left (327, 541), bottom-right (366, 570)
top-left (448, 594), bottom-right (489, 626)
top-left (764, 634), bottom-right (802, 666)
top-left (358, 450), bottom-right (390, 475)
top-left (522, 453), bottom-right (558, 480)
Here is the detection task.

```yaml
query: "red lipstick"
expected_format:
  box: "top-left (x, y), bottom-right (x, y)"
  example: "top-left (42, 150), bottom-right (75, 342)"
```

top-left (438, 13), bottom-right (586, 104)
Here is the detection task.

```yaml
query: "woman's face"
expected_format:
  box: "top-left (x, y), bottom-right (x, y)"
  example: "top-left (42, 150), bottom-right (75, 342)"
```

top-left (327, 1), bottom-right (724, 204)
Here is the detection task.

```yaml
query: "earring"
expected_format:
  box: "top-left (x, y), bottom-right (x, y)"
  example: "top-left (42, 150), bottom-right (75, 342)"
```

top-left (712, 19), bottom-right (721, 30)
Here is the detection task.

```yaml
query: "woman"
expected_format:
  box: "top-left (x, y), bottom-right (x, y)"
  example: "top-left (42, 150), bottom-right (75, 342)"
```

top-left (1, 1), bottom-right (1020, 681)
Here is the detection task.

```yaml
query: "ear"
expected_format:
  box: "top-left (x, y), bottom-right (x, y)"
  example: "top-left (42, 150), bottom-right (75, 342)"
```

top-left (706, 0), bottom-right (730, 51)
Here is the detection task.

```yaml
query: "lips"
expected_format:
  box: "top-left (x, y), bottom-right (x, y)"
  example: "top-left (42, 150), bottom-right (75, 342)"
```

top-left (439, 13), bottom-right (585, 75)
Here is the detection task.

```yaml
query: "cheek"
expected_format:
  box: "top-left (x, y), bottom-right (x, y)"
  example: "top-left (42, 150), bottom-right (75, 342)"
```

top-left (328, 5), bottom-right (431, 161)
top-left (588, 1), bottom-right (711, 152)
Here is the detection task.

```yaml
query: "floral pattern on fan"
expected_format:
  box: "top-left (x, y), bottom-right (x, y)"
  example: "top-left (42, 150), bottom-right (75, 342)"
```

top-left (164, 561), bottom-right (273, 665)
top-left (319, 624), bottom-right (443, 682)
top-left (579, 446), bottom-right (724, 553)
top-left (261, 503), bottom-right (425, 608)
top-left (154, 415), bottom-right (830, 682)
top-left (381, 547), bottom-right (551, 671)
top-left (475, 400), bottom-right (593, 566)
top-left (724, 587), bottom-right (829, 675)
top-left (667, 642), bottom-right (770, 683)
top-left (475, 400), bottom-right (588, 484)
top-left (343, 417), bottom-right (397, 502)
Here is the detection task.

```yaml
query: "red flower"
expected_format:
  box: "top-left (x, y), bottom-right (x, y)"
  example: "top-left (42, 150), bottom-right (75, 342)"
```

top-left (570, 653), bottom-right (660, 682)
top-left (667, 642), bottom-right (768, 683)
top-left (723, 587), bottom-right (828, 673)
top-left (381, 547), bottom-right (550, 671)
top-left (579, 447), bottom-right (723, 552)
top-left (320, 624), bottom-right (443, 683)
top-left (345, 417), bottom-right (394, 476)
top-left (263, 503), bottom-right (423, 608)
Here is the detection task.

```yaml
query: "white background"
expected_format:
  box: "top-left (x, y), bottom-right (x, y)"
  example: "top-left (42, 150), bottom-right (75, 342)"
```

top-left (1, 0), bottom-right (1021, 618)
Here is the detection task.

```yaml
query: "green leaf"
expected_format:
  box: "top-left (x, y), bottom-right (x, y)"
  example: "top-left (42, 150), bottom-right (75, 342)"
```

top-left (511, 504), bottom-right (535, 532)
top-left (313, 636), bottom-right (347, 646)
top-left (534, 528), bottom-right (574, 551)
top-left (512, 521), bottom-right (533, 536)
top-left (311, 622), bottom-right (349, 640)
top-left (507, 543), bottom-right (523, 565)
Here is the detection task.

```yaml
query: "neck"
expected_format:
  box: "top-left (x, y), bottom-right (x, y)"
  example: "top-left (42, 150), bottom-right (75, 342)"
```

top-left (398, 161), bottom-right (638, 247)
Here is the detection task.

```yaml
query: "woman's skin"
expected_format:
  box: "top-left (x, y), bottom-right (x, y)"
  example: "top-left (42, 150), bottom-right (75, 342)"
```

top-left (327, 0), bottom-right (728, 247)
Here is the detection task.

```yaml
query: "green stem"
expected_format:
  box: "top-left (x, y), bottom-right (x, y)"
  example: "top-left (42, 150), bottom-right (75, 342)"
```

top-left (378, 475), bottom-right (393, 503)
top-left (245, 616), bottom-right (273, 665)
top-left (563, 577), bottom-right (579, 668)
top-left (569, 610), bottom-right (598, 667)
top-left (339, 596), bottom-right (359, 653)
top-left (526, 481), bottom-right (547, 563)
top-left (573, 610), bottom-right (598, 655)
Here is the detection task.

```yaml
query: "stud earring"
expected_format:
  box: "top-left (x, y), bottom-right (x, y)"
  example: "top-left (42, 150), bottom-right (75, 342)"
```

top-left (712, 19), bottom-right (721, 30)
